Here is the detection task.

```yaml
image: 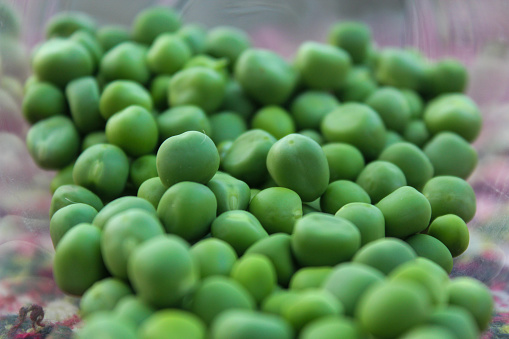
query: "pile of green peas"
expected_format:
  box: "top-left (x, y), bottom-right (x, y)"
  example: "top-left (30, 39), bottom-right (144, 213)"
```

top-left (22, 5), bottom-right (492, 338)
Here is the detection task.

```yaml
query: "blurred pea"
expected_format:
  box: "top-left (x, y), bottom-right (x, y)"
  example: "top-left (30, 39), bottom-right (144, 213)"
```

top-left (335, 202), bottom-right (385, 246)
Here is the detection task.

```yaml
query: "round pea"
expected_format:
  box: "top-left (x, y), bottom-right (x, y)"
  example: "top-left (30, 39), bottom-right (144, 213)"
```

top-left (289, 267), bottom-right (333, 291)
top-left (132, 6), bottom-right (181, 45)
top-left (300, 316), bottom-right (368, 339)
top-left (75, 314), bottom-right (137, 339)
top-left (50, 203), bottom-right (98, 248)
top-left (220, 80), bottom-right (255, 120)
top-left (137, 177), bottom-right (167, 209)
top-left (80, 278), bottom-right (132, 318)
top-left (403, 120), bottom-right (430, 147)
top-left (261, 290), bottom-right (300, 316)
top-left (375, 48), bottom-right (426, 91)
top-left (427, 214), bottom-right (470, 257)
top-left (82, 131), bottom-right (108, 151)
top-left (209, 111), bottom-right (247, 144)
top-left (427, 306), bottom-right (479, 339)
top-left (157, 106), bottom-right (211, 142)
top-left (147, 33), bottom-right (191, 75)
top-left (99, 80), bottom-right (153, 120)
top-left (251, 106), bottom-right (296, 140)
top-left (150, 75), bottom-right (172, 110)
top-left (93, 196), bottom-right (156, 230)
top-left (22, 82), bottom-right (66, 124)
top-left (66, 76), bottom-right (104, 134)
top-left (49, 184), bottom-right (103, 218)
top-left (70, 31), bottom-right (103, 71)
top-left (335, 202), bottom-right (385, 246)
top-left (139, 310), bottom-right (206, 339)
top-left (365, 87), bottom-right (411, 133)
top-left (96, 25), bottom-right (130, 52)
top-left (46, 12), bottom-right (96, 38)
top-left (320, 180), bottom-right (370, 214)
top-left (402, 89), bottom-right (424, 119)
top-left (129, 155), bottom-right (157, 189)
top-left (50, 163), bottom-right (75, 194)
top-left (399, 326), bottom-right (456, 339)
top-left (178, 24), bottom-right (207, 55)
top-left (206, 171), bottom-right (251, 214)
top-left (290, 91), bottom-right (339, 131)
top-left (190, 238), bottom-right (238, 279)
top-left (298, 129), bottom-right (324, 145)
top-left (322, 143), bottom-right (365, 182)
top-left (328, 21), bottom-right (371, 64)
top-left (99, 42), bottom-right (150, 84)
top-left (231, 254), bottom-right (277, 304)
top-left (405, 234), bottom-right (453, 273)
top-left (423, 58), bottom-right (468, 96)
top-left (114, 295), bottom-right (155, 328)
top-left (356, 160), bottom-right (407, 204)
top-left (205, 26), bottom-right (251, 66)
top-left (339, 66), bottom-right (377, 102)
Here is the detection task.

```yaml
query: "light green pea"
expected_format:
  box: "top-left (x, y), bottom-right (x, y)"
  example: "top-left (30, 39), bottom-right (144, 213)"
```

top-left (190, 238), bottom-right (238, 279)
top-left (339, 66), bottom-right (377, 102)
top-left (290, 91), bottom-right (340, 131)
top-left (70, 31), bottom-right (103, 71)
top-left (46, 11), bottom-right (96, 38)
top-left (22, 82), bottom-right (66, 124)
top-left (93, 196), bottom-right (157, 230)
top-left (206, 171), bottom-right (251, 214)
top-left (423, 58), bottom-right (468, 96)
top-left (129, 155), bottom-right (157, 189)
top-left (147, 33), bottom-right (191, 75)
top-left (157, 105), bottom-right (211, 142)
top-left (298, 130), bottom-right (324, 145)
top-left (405, 234), bottom-right (453, 273)
top-left (403, 120), bottom-right (430, 148)
top-left (96, 25), bottom-right (130, 52)
top-left (320, 180), bottom-right (370, 214)
top-left (218, 140), bottom-right (234, 167)
top-left (328, 21), bottom-right (371, 64)
top-left (322, 143), bottom-right (365, 182)
top-left (335, 202), bottom-right (385, 246)
top-left (82, 132), bottom-right (107, 151)
top-left (178, 24), bottom-right (207, 55)
top-left (427, 214), bottom-right (470, 257)
top-left (402, 89), bottom-right (424, 119)
top-left (399, 326), bottom-right (456, 339)
top-left (137, 177), bottom-right (167, 209)
top-left (426, 306), bottom-right (479, 339)
top-left (356, 160), bottom-right (407, 203)
top-left (132, 7), bottom-right (181, 45)
top-left (231, 254), bottom-right (277, 304)
top-left (139, 310), bottom-right (206, 339)
top-left (114, 295), bottom-right (155, 328)
top-left (206, 26), bottom-right (251, 67)
top-left (80, 278), bottom-right (132, 318)
top-left (300, 316), bottom-right (369, 339)
top-left (49, 184), bottom-right (103, 218)
top-left (261, 290), bottom-right (300, 316)
top-left (251, 106), bottom-right (296, 139)
top-left (66, 76), bottom-right (104, 134)
top-left (289, 267), bottom-right (333, 291)
top-left (365, 87), bottom-right (411, 133)
top-left (99, 42), bottom-right (150, 84)
top-left (209, 111), bottom-right (247, 144)
top-left (75, 314), bottom-right (137, 339)
top-left (375, 48), bottom-right (426, 91)
top-left (99, 80), bottom-right (153, 120)
top-left (50, 203), bottom-right (98, 248)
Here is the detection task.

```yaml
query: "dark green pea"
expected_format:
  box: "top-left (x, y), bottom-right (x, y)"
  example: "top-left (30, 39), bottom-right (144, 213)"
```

top-left (402, 89), bottom-right (424, 119)
top-left (289, 267), bottom-right (332, 291)
top-left (375, 48), bottom-right (426, 91)
top-left (114, 295), bottom-right (155, 328)
top-left (405, 234), bottom-right (453, 274)
top-left (50, 184), bottom-right (103, 218)
top-left (70, 31), bottom-right (103, 71)
top-left (82, 132), bottom-right (108, 151)
top-left (356, 160), bottom-right (407, 203)
top-left (80, 278), bottom-right (132, 318)
top-left (158, 105), bottom-right (211, 142)
top-left (137, 177), bottom-right (167, 209)
top-left (22, 82), bottom-right (66, 124)
top-left (150, 75), bottom-right (172, 111)
top-left (178, 24), bottom-right (207, 55)
top-left (235, 49), bottom-right (297, 105)
top-left (321, 103), bottom-right (387, 160)
top-left (423, 58), bottom-right (468, 96)
top-left (245, 233), bottom-right (296, 286)
top-left (384, 131), bottom-right (404, 148)
top-left (231, 254), bottom-right (277, 304)
top-left (101, 209), bottom-right (165, 279)
top-left (290, 91), bottom-right (340, 131)
top-left (427, 214), bottom-right (469, 257)
top-left (66, 76), bottom-right (104, 134)
top-left (222, 129), bottom-right (276, 187)
top-left (352, 238), bottom-right (417, 275)
top-left (328, 21), bottom-right (371, 64)
top-left (26, 116), bottom-right (80, 170)
top-left (251, 106), bottom-right (296, 139)
top-left (132, 7), bottom-right (181, 45)
top-left (207, 171), bottom-right (251, 214)
top-left (339, 66), bottom-right (378, 102)
top-left (50, 203), bottom-right (98, 248)
top-left (218, 140), bottom-right (234, 167)
top-left (423, 93), bottom-right (482, 142)
top-left (423, 132), bottom-right (477, 179)
top-left (205, 26), bottom-right (251, 66)
top-left (356, 281), bottom-right (431, 339)
top-left (365, 87), bottom-right (411, 133)
top-left (399, 326), bottom-right (456, 339)
top-left (130, 155), bottom-right (157, 189)
top-left (147, 34), bottom-right (191, 75)
top-left (157, 131), bottom-right (219, 187)
top-left (267, 134), bottom-right (329, 202)
top-left (291, 213), bottom-right (360, 267)
top-left (190, 238), bottom-right (238, 279)
top-left (99, 80), bottom-right (153, 120)
top-left (209, 111), bottom-right (247, 144)
top-left (93, 196), bottom-right (156, 230)
top-left (298, 130), bottom-right (324, 145)
top-left (322, 143), bottom-right (365, 182)
top-left (335, 202), bottom-right (385, 246)
top-left (426, 306), bottom-right (479, 339)
top-left (96, 25), bottom-right (130, 52)
top-left (220, 80), bottom-right (255, 121)
top-left (128, 235), bottom-right (199, 308)
top-left (53, 223), bottom-right (108, 296)
top-left (75, 314), bottom-right (137, 339)
top-left (100, 42), bottom-right (150, 84)
top-left (403, 120), bottom-right (430, 147)
top-left (50, 163), bottom-right (75, 194)
top-left (169, 66), bottom-right (226, 113)
top-left (320, 180), bottom-right (370, 214)
top-left (261, 290), bottom-right (300, 315)
top-left (422, 176), bottom-right (476, 222)
top-left (46, 12), bottom-right (96, 38)
top-left (300, 316), bottom-right (368, 339)
top-left (139, 310), bottom-right (206, 339)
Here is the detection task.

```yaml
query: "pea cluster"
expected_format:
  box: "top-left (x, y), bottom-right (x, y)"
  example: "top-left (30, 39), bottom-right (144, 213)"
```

top-left (24, 6), bottom-right (492, 338)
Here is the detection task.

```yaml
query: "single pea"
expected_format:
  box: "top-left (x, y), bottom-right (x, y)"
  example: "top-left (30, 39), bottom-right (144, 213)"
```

top-left (26, 116), bottom-right (80, 170)
top-left (298, 130), bottom-right (324, 145)
top-left (191, 276), bottom-right (256, 325)
top-left (147, 33), bottom-right (191, 75)
top-left (338, 66), bottom-right (378, 102)
top-left (403, 119), bottom-right (430, 147)
top-left (251, 106), bottom-right (296, 139)
top-left (70, 31), bottom-right (103, 72)
top-left (75, 314), bottom-right (137, 339)
top-left (261, 290), bottom-right (300, 316)
top-left (150, 75), bottom-right (172, 111)
top-left (234, 48), bottom-right (297, 105)
top-left (222, 129), bottom-right (277, 187)
top-left (137, 177), bottom-right (167, 209)
top-left (139, 310), bottom-right (206, 339)
top-left (114, 295), bottom-right (155, 328)
top-left (423, 58), bottom-right (468, 96)
top-left (320, 180), bottom-right (370, 214)
top-left (190, 238), bottom-right (238, 279)
top-left (422, 176), bottom-right (476, 222)
top-left (100, 42), bottom-right (150, 84)
top-left (322, 143), bottom-right (365, 183)
top-left (427, 214), bottom-right (470, 257)
top-left (50, 163), bottom-right (75, 194)
top-left (50, 203), bottom-right (98, 248)
top-left (99, 80), bottom-right (153, 120)
top-left (82, 131), bottom-right (108, 151)
top-left (399, 326), bottom-right (456, 339)
top-left (220, 80), bottom-right (255, 121)
top-left (132, 6), bottom-right (181, 45)
top-left (33, 38), bottom-right (93, 88)
top-left (245, 233), bottom-right (296, 287)
top-left (267, 134), bottom-right (329, 202)
top-left (93, 196), bottom-right (157, 230)
top-left (231, 254), bottom-right (277, 304)
top-left (335, 202), bottom-right (385, 246)
top-left (73, 144), bottom-right (130, 201)
top-left (66, 76), bottom-right (104, 134)
top-left (80, 278), bottom-right (132, 318)
top-left (206, 171), bottom-right (250, 214)
top-left (101, 209), bottom-right (165, 279)
top-left (22, 82), bottom-right (66, 124)
top-left (96, 25), bottom-right (130, 52)
top-left (128, 235), bottom-right (199, 308)
top-left (423, 93), bottom-right (482, 142)
top-left (321, 103), bottom-right (387, 160)
top-left (291, 212), bottom-right (360, 267)
top-left (210, 310), bottom-right (293, 339)
top-left (46, 11), bottom-right (96, 38)
top-left (290, 91), bottom-right (340, 131)
top-left (49, 184), bottom-right (103, 218)
top-left (352, 238), bottom-right (417, 275)
top-left (356, 160), bottom-right (407, 204)
top-left (423, 132), bottom-right (477, 179)
top-left (375, 48), bottom-right (426, 91)
top-left (289, 267), bottom-right (333, 291)
top-left (129, 155), bottom-right (157, 189)
top-left (169, 66), bottom-right (226, 113)
top-left (205, 26), bottom-right (251, 66)
top-left (183, 55), bottom-right (229, 80)
top-left (157, 106), bottom-right (211, 142)
top-left (178, 24), bottom-right (207, 55)
top-left (384, 131), bottom-right (404, 148)
top-left (365, 87), bottom-right (411, 133)
top-left (209, 111), bottom-right (247, 144)
top-left (300, 316), bottom-right (368, 339)
top-left (218, 141), bottom-right (234, 168)
top-left (211, 210), bottom-right (268, 255)
top-left (426, 306), bottom-right (479, 339)
top-left (53, 223), bottom-right (108, 296)
top-left (157, 131), bottom-right (219, 187)
top-left (405, 234), bottom-right (453, 273)
top-left (413, 257), bottom-right (449, 284)
top-left (402, 89), bottom-right (424, 119)
top-left (328, 21), bottom-right (371, 64)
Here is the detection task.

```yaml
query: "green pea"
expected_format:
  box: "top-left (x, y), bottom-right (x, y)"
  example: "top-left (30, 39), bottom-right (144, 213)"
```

top-left (335, 202), bottom-right (385, 246)
top-left (96, 25), bottom-right (130, 52)
top-left (267, 134), bottom-right (329, 202)
top-left (339, 66), bottom-right (378, 102)
top-left (82, 131), bottom-right (108, 151)
top-left (403, 120), bottom-right (430, 147)
top-left (114, 295), bottom-right (155, 328)
top-left (352, 238), bottom-right (417, 275)
top-left (53, 223), bottom-right (108, 296)
top-left (150, 75), bottom-right (172, 111)
top-left (99, 80), bottom-right (153, 120)
top-left (218, 140), bottom-right (234, 167)
top-left (178, 24), bottom-right (207, 55)
top-left (80, 278), bottom-right (132, 318)
top-left (139, 310), bottom-right (206, 339)
top-left (365, 87), bottom-right (411, 133)
top-left (93, 196), bottom-right (157, 230)
top-left (157, 131), bottom-right (219, 187)
top-left (298, 130), bottom-right (324, 145)
top-left (290, 91), bottom-right (340, 131)
top-left (356, 281), bottom-right (431, 339)
top-left (384, 131), bottom-right (404, 148)
top-left (245, 233), bottom-right (296, 286)
top-left (129, 155), bottom-right (157, 189)
top-left (405, 234), bottom-right (453, 273)
top-left (100, 42), bottom-right (150, 84)
top-left (183, 55), bottom-right (229, 80)
top-left (206, 171), bottom-right (250, 214)
top-left (101, 209), bottom-right (165, 279)
top-left (26, 116), bottom-right (80, 170)
top-left (375, 48), bottom-right (426, 91)
top-left (128, 235), bottom-right (198, 308)
top-left (50, 163), bottom-right (75, 194)
top-left (423, 58), bottom-right (468, 96)
top-left (291, 213), bottom-right (360, 267)
top-left (191, 276), bottom-right (256, 325)
top-left (190, 238), bottom-right (237, 279)
top-left (234, 49), bottom-right (297, 105)
top-left (322, 262), bottom-right (385, 316)
top-left (45, 11), bottom-right (95, 38)
top-left (399, 326), bottom-right (456, 339)
top-left (209, 111), bottom-right (247, 144)
top-left (320, 180), bottom-right (370, 214)
top-left (321, 103), bottom-right (387, 160)
top-left (70, 31), bottom-right (103, 71)
top-left (356, 160), bottom-right (407, 203)
top-left (50, 184), bottom-right (103, 218)
top-left (427, 214), bottom-right (469, 257)
top-left (423, 132), bottom-right (477, 179)
top-left (413, 257), bottom-right (449, 284)
top-left (220, 80), bottom-right (255, 121)
top-left (50, 203), bottom-right (98, 248)
top-left (169, 66), bottom-right (226, 113)
top-left (422, 176), bottom-right (476, 222)
top-left (328, 21), bottom-right (371, 64)
top-left (423, 93), bottom-right (482, 142)
top-left (251, 106), bottom-right (296, 139)
top-left (289, 267), bottom-right (332, 291)
top-left (210, 310), bottom-right (293, 339)
top-left (426, 306), bottom-right (479, 339)
top-left (147, 34), bottom-right (192, 75)
top-left (402, 89), bottom-right (424, 119)
top-left (137, 177), bottom-right (167, 209)
top-left (73, 144), bottom-right (129, 201)
top-left (75, 314), bottom-right (137, 339)
top-left (66, 76), bottom-right (104, 134)
top-left (261, 290), bottom-right (300, 315)
top-left (222, 129), bottom-right (277, 187)
top-left (205, 26), bottom-right (251, 66)
top-left (211, 210), bottom-right (268, 255)
top-left (231, 254), bottom-right (277, 304)
top-left (132, 6), bottom-right (181, 45)
top-left (22, 82), bottom-right (66, 124)
top-left (322, 143), bottom-right (365, 183)
top-left (157, 106), bottom-right (211, 142)
top-left (300, 316), bottom-right (368, 339)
